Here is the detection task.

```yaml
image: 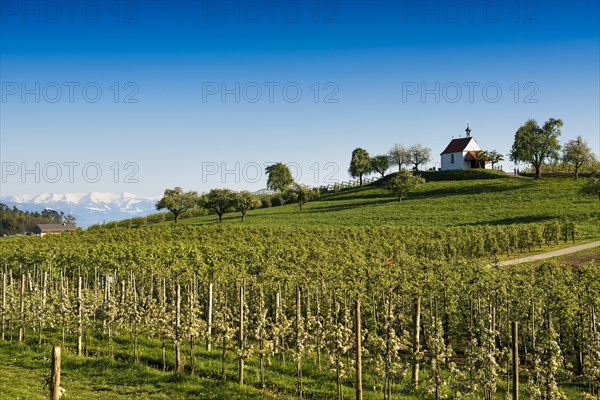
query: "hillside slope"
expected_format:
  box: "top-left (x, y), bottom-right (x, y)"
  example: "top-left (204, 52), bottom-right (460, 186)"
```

top-left (174, 175), bottom-right (599, 237)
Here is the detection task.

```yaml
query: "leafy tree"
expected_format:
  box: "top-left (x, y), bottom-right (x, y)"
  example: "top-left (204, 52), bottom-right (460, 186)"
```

top-left (474, 150), bottom-right (490, 169)
top-left (387, 171), bottom-right (425, 201)
top-left (63, 214), bottom-right (77, 226)
top-left (155, 187), bottom-right (199, 223)
top-left (200, 189), bottom-right (236, 222)
top-left (285, 183), bottom-right (320, 210)
top-left (580, 176), bottom-right (600, 201)
top-left (265, 163), bottom-right (294, 192)
top-left (349, 148), bottom-right (372, 187)
top-left (41, 209), bottom-right (63, 222)
top-left (389, 144), bottom-right (411, 172)
top-left (486, 150), bottom-right (504, 169)
top-left (563, 136), bottom-right (595, 179)
top-left (371, 155), bottom-right (391, 179)
top-left (472, 150), bottom-right (503, 169)
top-left (408, 144), bottom-right (432, 171)
top-left (0, 203), bottom-right (71, 235)
top-left (270, 193), bottom-right (286, 207)
top-left (234, 191), bottom-right (262, 222)
top-left (510, 118), bottom-right (563, 179)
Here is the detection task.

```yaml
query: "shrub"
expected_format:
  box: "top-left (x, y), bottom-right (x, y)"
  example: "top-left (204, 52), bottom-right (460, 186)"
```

top-left (270, 193), bottom-right (286, 207)
top-left (145, 213), bottom-right (167, 224)
top-left (259, 195), bottom-right (272, 208)
top-left (418, 169), bottom-right (509, 181)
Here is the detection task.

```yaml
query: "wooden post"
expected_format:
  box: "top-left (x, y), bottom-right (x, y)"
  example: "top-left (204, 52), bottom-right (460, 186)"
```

top-left (220, 286), bottom-right (228, 381)
top-left (8, 270), bottom-right (13, 341)
top-left (296, 285), bottom-right (303, 399)
top-left (1, 272), bottom-right (6, 341)
top-left (61, 272), bottom-right (67, 349)
top-left (531, 302), bottom-right (535, 351)
top-left (161, 277), bottom-right (166, 371)
top-left (133, 272), bottom-right (139, 363)
top-left (175, 280), bottom-right (182, 373)
top-left (274, 287), bottom-right (281, 355)
top-left (281, 283), bottom-right (286, 366)
top-left (512, 321), bottom-right (519, 400)
top-left (189, 280), bottom-right (195, 374)
top-left (316, 286), bottom-right (321, 373)
top-left (259, 287), bottom-right (266, 388)
top-left (77, 274), bottom-right (83, 356)
top-left (355, 298), bottom-right (363, 400)
top-left (39, 270), bottom-right (47, 346)
top-left (412, 297), bottom-right (421, 388)
top-left (206, 282), bottom-right (213, 351)
top-left (238, 281), bottom-right (245, 386)
top-left (107, 274), bottom-right (112, 358)
top-left (50, 346), bottom-right (61, 400)
top-left (19, 272), bottom-right (25, 342)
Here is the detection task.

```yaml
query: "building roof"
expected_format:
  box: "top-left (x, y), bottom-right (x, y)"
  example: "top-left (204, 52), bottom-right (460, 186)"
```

top-left (464, 151), bottom-right (478, 161)
top-left (440, 137), bottom-right (473, 155)
top-left (34, 224), bottom-right (76, 232)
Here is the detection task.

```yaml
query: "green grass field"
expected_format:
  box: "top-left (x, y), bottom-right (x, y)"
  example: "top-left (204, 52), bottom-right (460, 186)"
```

top-left (172, 174), bottom-right (599, 238)
top-left (0, 332), bottom-right (590, 400)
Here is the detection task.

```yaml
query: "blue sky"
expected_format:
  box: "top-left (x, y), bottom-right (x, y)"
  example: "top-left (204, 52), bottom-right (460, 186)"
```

top-left (1, 0), bottom-right (599, 197)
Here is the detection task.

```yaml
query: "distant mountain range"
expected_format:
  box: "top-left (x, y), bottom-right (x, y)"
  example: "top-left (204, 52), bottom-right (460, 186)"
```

top-left (1, 192), bottom-right (159, 228)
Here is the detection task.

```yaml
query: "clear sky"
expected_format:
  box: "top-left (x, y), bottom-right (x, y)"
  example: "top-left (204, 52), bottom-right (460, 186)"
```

top-left (1, 0), bottom-right (599, 197)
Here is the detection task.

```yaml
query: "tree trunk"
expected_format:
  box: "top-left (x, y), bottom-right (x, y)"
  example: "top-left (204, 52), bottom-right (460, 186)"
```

top-left (534, 164), bottom-right (541, 179)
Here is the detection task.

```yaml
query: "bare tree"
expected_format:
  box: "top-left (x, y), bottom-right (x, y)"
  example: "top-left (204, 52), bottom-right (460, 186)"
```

top-left (389, 144), bottom-right (411, 172)
top-left (408, 144), bottom-right (432, 171)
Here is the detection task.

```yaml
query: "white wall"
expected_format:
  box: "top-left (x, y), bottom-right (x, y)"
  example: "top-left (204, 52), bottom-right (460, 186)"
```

top-left (464, 138), bottom-right (482, 152)
top-left (440, 138), bottom-right (485, 171)
top-left (441, 152), bottom-right (464, 170)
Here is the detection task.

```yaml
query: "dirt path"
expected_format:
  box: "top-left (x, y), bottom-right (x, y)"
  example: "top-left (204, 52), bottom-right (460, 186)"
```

top-left (495, 241), bottom-right (600, 266)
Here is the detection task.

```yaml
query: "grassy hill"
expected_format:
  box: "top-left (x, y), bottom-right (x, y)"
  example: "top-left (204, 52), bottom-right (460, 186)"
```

top-left (170, 172), bottom-right (600, 238)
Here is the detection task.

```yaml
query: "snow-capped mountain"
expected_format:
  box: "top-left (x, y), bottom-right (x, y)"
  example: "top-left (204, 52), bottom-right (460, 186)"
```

top-left (1, 192), bottom-right (159, 228)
